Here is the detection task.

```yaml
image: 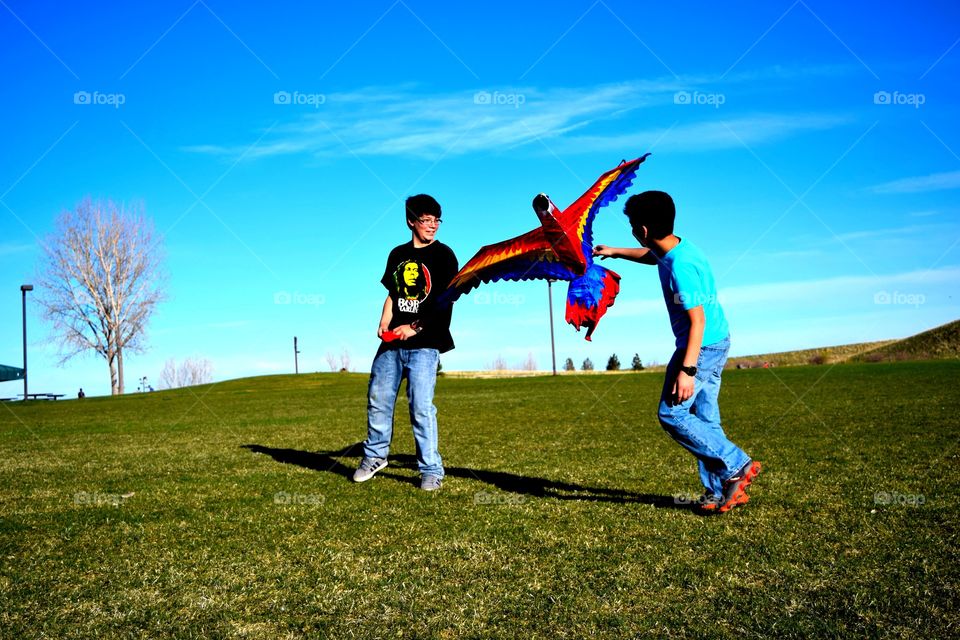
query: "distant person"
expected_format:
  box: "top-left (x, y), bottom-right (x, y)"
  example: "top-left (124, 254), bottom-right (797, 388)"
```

top-left (353, 194), bottom-right (459, 491)
top-left (593, 191), bottom-right (761, 513)
top-left (78, 388), bottom-right (85, 399)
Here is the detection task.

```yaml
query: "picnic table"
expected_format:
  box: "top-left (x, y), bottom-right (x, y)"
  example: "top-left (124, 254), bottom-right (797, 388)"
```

top-left (19, 393), bottom-right (65, 401)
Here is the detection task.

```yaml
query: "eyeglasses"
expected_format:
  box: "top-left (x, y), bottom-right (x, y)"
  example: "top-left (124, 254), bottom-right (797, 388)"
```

top-left (415, 217), bottom-right (442, 227)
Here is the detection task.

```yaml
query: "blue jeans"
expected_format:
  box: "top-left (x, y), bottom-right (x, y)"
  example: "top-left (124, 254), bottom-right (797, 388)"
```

top-left (658, 335), bottom-right (749, 497)
top-left (364, 347), bottom-right (444, 478)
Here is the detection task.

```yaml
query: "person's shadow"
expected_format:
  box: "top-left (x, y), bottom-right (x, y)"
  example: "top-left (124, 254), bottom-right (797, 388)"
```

top-left (242, 443), bottom-right (698, 512)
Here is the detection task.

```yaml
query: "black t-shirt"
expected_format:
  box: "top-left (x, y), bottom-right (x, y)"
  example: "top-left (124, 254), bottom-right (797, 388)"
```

top-left (380, 240), bottom-right (459, 353)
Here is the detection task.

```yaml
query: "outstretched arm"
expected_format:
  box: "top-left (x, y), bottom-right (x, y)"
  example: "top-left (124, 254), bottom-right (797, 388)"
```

top-left (593, 245), bottom-right (658, 265)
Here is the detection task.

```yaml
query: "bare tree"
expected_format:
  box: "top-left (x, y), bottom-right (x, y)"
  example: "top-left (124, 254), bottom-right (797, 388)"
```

top-left (325, 351), bottom-right (338, 372)
top-left (159, 357), bottom-right (213, 389)
top-left (339, 348), bottom-right (351, 372)
top-left (520, 352), bottom-right (537, 371)
top-left (489, 355), bottom-right (508, 371)
top-left (179, 357), bottom-right (213, 387)
top-left (37, 198), bottom-right (166, 395)
top-left (159, 358), bottom-right (178, 390)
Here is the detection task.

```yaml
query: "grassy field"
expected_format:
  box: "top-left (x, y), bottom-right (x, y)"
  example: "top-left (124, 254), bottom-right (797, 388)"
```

top-left (1, 361), bottom-right (958, 638)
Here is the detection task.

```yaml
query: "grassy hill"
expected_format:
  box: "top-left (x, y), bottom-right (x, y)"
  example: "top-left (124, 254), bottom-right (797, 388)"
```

top-left (727, 340), bottom-right (896, 368)
top-left (852, 318), bottom-right (960, 363)
top-left (1, 362), bottom-right (958, 638)
top-left (727, 318), bottom-right (960, 368)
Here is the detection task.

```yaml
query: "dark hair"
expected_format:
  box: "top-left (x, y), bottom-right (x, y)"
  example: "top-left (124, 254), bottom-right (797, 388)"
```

top-left (405, 194), bottom-right (442, 225)
top-left (623, 191), bottom-right (675, 239)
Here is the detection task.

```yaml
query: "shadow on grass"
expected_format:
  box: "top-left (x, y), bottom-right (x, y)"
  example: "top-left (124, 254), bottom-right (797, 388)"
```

top-left (242, 443), bottom-right (698, 512)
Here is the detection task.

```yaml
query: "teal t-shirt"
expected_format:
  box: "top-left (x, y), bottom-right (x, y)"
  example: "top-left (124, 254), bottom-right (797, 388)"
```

top-left (657, 238), bottom-right (729, 348)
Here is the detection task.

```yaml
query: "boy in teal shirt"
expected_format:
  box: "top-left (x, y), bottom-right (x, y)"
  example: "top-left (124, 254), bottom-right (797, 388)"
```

top-left (594, 191), bottom-right (761, 513)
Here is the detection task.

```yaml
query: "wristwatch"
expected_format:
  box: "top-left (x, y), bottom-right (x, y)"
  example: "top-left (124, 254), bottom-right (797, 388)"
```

top-left (680, 365), bottom-right (697, 376)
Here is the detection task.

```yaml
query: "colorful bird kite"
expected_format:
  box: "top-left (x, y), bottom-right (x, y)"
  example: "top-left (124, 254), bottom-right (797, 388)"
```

top-left (443, 154), bottom-right (651, 340)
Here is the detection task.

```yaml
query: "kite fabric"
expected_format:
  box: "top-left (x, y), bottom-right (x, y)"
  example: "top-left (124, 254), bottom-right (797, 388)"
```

top-left (442, 154), bottom-right (651, 340)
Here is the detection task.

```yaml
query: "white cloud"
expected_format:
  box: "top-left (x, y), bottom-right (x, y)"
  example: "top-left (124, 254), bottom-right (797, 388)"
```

top-left (0, 242), bottom-right (35, 257)
top-left (719, 266), bottom-right (960, 307)
top-left (184, 75), bottom-right (852, 161)
top-left (553, 114), bottom-right (849, 154)
top-left (869, 170), bottom-right (960, 194)
top-left (207, 320), bottom-right (250, 329)
top-left (832, 223), bottom-right (957, 242)
top-left (605, 266), bottom-right (960, 320)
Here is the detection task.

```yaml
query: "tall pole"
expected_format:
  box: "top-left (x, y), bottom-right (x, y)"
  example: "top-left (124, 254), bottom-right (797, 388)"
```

top-left (294, 336), bottom-right (300, 374)
top-left (547, 280), bottom-right (557, 376)
top-left (21, 284), bottom-right (33, 399)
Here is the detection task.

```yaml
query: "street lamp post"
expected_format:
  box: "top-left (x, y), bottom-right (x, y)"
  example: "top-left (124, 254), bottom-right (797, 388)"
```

top-left (294, 336), bottom-right (300, 374)
top-left (21, 284), bottom-right (33, 400)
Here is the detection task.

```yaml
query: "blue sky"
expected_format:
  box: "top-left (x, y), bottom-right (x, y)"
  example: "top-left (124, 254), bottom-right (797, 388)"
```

top-left (2, 0), bottom-right (959, 396)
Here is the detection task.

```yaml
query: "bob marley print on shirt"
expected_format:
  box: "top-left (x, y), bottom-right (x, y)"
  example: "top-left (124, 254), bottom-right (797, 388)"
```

top-left (393, 260), bottom-right (432, 314)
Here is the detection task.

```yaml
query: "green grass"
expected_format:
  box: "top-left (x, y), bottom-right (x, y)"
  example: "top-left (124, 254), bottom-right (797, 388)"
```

top-left (1, 362), bottom-right (958, 638)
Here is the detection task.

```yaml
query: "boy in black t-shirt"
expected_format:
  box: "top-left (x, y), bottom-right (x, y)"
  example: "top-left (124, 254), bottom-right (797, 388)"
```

top-left (353, 194), bottom-right (458, 491)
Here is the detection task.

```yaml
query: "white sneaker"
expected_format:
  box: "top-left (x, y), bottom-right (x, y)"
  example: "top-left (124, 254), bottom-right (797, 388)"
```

top-left (353, 457), bottom-right (387, 482)
top-left (420, 475), bottom-right (442, 491)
